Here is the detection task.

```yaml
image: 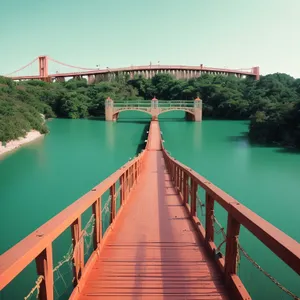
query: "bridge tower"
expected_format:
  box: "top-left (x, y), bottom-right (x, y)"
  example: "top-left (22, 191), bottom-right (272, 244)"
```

top-left (151, 97), bottom-right (159, 120)
top-left (194, 97), bottom-right (202, 122)
top-left (253, 66), bottom-right (260, 80)
top-left (38, 56), bottom-right (48, 78)
top-left (105, 97), bottom-right (115, 121)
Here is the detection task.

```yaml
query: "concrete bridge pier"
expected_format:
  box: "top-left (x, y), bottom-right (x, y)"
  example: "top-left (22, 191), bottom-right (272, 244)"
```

top-left (88, 75), bottom-right (95, 85)
top-left (194, 97), bottom-right (202, 122)
top-left (105, 97), bottom-right (115, 121)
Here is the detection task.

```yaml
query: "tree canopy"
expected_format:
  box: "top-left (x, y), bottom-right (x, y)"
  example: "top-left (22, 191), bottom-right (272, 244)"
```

top-left (1, 72), bottom-right (300, 148)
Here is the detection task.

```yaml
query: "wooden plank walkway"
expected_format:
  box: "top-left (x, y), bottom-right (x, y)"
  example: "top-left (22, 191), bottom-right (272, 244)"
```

top-left (79, 122), bottom-right (228, 299)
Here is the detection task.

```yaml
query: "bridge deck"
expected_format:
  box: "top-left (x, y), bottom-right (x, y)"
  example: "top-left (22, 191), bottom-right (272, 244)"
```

top-left (78, 123), bottom-right (228, 299)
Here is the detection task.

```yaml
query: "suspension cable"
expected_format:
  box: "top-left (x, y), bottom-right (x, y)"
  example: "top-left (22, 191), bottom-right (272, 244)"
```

top-left (5, 57), bottom-right (38, 76)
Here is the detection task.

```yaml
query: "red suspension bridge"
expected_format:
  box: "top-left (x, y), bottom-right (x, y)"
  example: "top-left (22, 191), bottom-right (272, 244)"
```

top-left (3, 55), bottom-right (260, 83)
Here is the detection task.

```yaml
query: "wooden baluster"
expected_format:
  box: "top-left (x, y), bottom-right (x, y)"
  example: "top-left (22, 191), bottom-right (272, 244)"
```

top-left (130, 166), bottom-right (133, 189)
top-left (35, 245), bottom-right (54, 300)
top-left (179, 169), bottom-right (183, 195)
top-left (92, 197), bottom-right (102, 250)
top-left (172, 164), bottom-right (175, 182)
top-left (133, 163), bottom-right (135, 185)
top-left (176, 166), bottom-right (180, 190)
top-left (124, 170), bottom-right (128, 200)
top-left (128, 167), bottom-right (131, 192)
top-left (205, 193), bottom-right (214, 244)
top-left (224, 214), bottom-right (240, 283)
top-left (183, 172), bottom-right (188, 204)
top-left (175, 166), bottom-right (179, 189)
top-left (120, 176), bottom-right (124, 206)
top-left (110, 184), bottom-right (116, 223)
top-left (71, 217), bottom-right (84, 286)
top-left (127, 169), bottom-right (130, 195)
top-left (190, 179), bottom-right (197, 216)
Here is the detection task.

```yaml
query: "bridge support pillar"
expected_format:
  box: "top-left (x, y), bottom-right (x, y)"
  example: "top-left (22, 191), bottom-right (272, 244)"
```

top-left (193, 97), bottom-right (202, 122)
top-left (56, 77), bottom-right (65, 83)
top-left (88, 75), bottom-right (95, 85)
top-left (105, 97), bottom-right (115, 121)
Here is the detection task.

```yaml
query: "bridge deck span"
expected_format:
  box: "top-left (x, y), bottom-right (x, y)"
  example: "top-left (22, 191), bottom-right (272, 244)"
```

top-left (78, 122), bottom-right (228, 299)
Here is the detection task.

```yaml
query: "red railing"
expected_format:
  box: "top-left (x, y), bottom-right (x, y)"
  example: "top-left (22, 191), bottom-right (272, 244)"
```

top-left (161, 140), bottom-right (300, 299)
top-left (0, 149), bottom-right (147, 299)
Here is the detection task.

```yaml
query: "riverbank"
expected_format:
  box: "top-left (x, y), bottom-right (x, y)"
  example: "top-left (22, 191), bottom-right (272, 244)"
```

top-left (0, 130), bottom-right (43, 157)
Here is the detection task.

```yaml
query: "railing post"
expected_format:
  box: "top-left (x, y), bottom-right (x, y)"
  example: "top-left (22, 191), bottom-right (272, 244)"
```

top-left (205, 193), bottom-right (214, 244)
top-left (71, 217), bottom-right (84, 286)
top-left (35, 245), bottom-right (53, 300)
top-left (179, 169), bottom-right (183, 196)
top-left (176, 166), bottom-right (180, 191)
top-left (174, 166), bottom-right (177, 188)
top-left (130, 166), bottom-right (133, 190)
top-left (92, 197), bottom-right (102, 250)
top-left (120, 176), bottom-right (124, 205)
top-left (224, 214), bottom-right (240, 282)
top-left (110, 184), bottom-right (116, 223)
top-left (183, 172), bottom-right (188, 204)
top-left (125, 170), bottom-right (128, 200)
top-left (137, 161), bottom-right (140, 179)
top-left (190, 179), bottom-right (197, 216)
top-left (134, 162), bottom-right (137, 183)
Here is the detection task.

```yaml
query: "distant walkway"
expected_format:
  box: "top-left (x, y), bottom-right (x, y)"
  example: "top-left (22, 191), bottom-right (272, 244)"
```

top-left (79, 122), bottom-right (228, 299)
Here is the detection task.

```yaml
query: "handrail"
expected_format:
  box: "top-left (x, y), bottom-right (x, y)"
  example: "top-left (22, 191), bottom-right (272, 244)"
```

top-left (160, 135), bottom-right (300, 299)
top-left (0, 138), bottom-right (149, 297)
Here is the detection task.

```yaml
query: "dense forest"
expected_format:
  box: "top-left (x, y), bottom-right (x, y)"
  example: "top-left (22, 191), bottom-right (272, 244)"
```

top-left (1, 72), bottom-right (300, 148)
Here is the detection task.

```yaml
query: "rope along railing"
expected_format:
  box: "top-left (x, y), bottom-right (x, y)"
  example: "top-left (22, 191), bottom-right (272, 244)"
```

top-left (24, 180), bottom-right (127, 300)
top-left (23, 178), bottom-right (130, 300)
top-left (189, 182), bottom-right (299, 299)
top-left (165, 153), bottom-right (300, 300)
top-left (212, 214), bottom-right (300, 300)
top-left (22, 177), bottom-right (132, 300)
top-left (23, 214), bottom-right (96, 300)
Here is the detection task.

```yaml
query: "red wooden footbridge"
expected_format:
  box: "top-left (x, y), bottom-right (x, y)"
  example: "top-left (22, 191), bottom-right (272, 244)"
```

top-left (0, 120), bottom-right (299, 300)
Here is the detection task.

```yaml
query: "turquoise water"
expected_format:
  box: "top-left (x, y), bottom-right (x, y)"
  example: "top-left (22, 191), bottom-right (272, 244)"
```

top-left (1, 111), bottom-right (300, 299)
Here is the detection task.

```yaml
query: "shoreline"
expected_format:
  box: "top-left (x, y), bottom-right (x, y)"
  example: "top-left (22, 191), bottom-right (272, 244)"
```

top-left (0, 130), bottom-right (43, 158)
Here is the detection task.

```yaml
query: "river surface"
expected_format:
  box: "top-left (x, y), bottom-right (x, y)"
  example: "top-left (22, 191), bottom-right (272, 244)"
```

top-left (1, 112), bottom-right (300, 299)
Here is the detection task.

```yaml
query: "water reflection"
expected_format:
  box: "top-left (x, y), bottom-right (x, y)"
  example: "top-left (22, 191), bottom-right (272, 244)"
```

top-left (105, 122), bottom-right (115, 151)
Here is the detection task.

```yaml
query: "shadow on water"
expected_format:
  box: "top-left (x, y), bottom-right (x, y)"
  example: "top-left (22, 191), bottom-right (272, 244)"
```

top-left (226, 132), bottom-right (249, 143)
top-left (135, 123), bottom-right (150, 155)
top-left (116, 120), bottom-right (149, 124)
top-left (158, 117), bottom-right (186, 123)
top-left (227, 132), bottom-right (300, 154)
top-left (87, 116), bottom-right (105, 121)
top-left (275, 148), bottom-right (300, 154)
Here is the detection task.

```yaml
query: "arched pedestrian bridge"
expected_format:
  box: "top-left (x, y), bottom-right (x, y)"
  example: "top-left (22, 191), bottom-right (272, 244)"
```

top-left (105, 97), bottom-right (203, 121)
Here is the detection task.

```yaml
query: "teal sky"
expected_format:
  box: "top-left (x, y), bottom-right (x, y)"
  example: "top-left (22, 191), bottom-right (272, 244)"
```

top-left (1, 0), bottom-right (300, 77)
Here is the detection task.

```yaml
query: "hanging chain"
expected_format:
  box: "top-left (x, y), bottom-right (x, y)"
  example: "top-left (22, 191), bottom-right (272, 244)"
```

top-left (24, 214), bottom-right (96, 300)
top-left (24, 275), bottom-right (44, 300)
top-left (212, 214), bottom-right (300, 300)
top-left (186, 183), bottom-right (205, 216)
top-left (238, 241), bottom-right (300, 300)
top-left (23, 174), bottom-right (134, 300)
